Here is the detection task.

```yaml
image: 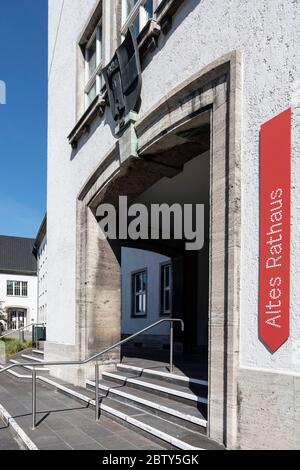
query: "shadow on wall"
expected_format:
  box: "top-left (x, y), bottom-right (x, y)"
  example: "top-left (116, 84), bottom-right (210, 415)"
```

top-left (69, 106), bottom-right (117, 161)
top-left (143, 0), bottom-right (203, 69)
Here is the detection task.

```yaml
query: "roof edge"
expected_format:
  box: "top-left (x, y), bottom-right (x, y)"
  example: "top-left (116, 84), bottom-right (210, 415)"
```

top-left (34, 215), bottom-right (47, 252)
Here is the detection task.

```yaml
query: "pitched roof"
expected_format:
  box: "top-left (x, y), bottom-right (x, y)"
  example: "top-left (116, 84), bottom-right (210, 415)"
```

top-left (0, 236), bottom-right (37, 276)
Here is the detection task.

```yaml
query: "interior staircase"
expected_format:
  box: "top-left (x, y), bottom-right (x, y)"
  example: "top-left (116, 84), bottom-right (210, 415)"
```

top-left (0, 348), bottom-right (223, 450)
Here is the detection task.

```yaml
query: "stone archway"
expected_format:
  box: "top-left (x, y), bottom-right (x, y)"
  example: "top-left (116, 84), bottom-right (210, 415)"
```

top-left (76, 51), bottom-right (241, 449)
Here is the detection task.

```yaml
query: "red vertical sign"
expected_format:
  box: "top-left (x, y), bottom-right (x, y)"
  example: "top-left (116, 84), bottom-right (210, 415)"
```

top-left (259, 108), bottom-right (291, 352)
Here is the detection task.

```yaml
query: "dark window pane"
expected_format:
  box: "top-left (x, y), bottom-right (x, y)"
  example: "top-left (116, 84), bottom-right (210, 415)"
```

top-left (145, 0), bottom-right (153, 18)
top-left (7, 281), bottom-right (13, 296)
top-left (136, 295), bottom-right (141, 313)
top-left (165, 266), bottom-right (170, 287)
top-left (136, 273), bottom-right (142, 292)
top-left (142, 272), bottom-right (147, 290)
top-left (132, 14), bottom-right (140, 37)
top-left (87, 37), bottom-right (97, 78)
top-left (165, 291), bottom-right (170, 311)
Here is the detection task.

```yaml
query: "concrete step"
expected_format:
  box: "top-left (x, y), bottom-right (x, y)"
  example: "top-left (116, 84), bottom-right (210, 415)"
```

top-left (21, 354), bottom-right (44, 363)
top-left (9, 359), bottom-right (50, 374)
top-left (32, 349), bottom-right (44, 356)
top-left (0, 364), bottom-right (32, 380)
top-left (9, 359), bottom-right (49, 373)
top-left (39, 376), bottom-right (220, 450)
top-left (116, 363), bottom-right (208, 388)
top-left (100, 371), bottom-right (208, 407)
top-left (86, 378), bottom-right (207, 432)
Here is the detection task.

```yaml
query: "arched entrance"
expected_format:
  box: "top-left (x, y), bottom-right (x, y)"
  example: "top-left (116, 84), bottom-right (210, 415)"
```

top-left (76, 52), bottom-right (241, 448)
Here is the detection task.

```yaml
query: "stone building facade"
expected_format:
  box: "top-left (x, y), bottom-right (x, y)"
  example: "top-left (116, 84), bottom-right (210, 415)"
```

top-left (46, 0), bottom-right (300, 449)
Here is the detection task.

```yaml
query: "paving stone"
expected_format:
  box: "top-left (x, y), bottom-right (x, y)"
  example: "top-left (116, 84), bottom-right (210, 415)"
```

top-left (99, 435), bottom-right (140, 450)
top-left (0, 372), bottom-right (168, 449)
top-left (79, 423), bottom-right (115, 439)
top-left (0, 418), bottom-right (21, 450)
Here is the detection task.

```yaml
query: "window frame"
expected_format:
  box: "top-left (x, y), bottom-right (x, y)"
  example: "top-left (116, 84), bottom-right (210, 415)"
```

top-left (131, 269), bottom-right (148, 318)
top-left (121, 0), bottom-right (154, 38)
top-left (84, 20), bottom-right (104, 110)
top-left (160, 262), bottom-right (173, 317)
top-left (7, 280), bottom-right (28, 298)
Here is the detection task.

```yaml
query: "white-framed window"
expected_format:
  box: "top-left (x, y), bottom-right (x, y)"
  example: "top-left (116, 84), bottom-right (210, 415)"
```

top-left (84, 21), bottom-right (104, 109)
top-left (160, 263), bottom-right (172, 316)
top-left (7, 281), bottom-right (28, 297)
top-left (132, 270), bottom-right (147, 317)
top-left (122, 0), bottom-right (154, 38)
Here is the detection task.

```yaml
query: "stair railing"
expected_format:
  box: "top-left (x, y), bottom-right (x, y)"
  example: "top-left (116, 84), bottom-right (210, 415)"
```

top-left (0, 318), bottom-right (184, 430)
top-left (0, 322), bottom-right (46, 343)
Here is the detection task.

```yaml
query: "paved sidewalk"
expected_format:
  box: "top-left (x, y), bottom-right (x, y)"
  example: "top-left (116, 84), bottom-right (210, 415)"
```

top-left (0, 373), bottom-right (168, 450)
top-left (0, 418), bottom-right (21, 450)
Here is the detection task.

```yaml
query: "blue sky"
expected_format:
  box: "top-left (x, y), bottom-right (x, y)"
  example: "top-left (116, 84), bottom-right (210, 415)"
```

top-left (0, 0), bottom-right (48, 239)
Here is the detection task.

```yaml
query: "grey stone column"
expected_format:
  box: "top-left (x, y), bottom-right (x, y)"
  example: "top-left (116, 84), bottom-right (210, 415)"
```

top-left (76, 201), bottom-right (121, 378)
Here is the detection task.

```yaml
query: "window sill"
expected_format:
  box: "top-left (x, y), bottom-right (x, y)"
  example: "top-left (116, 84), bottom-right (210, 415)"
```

top-left (68, 94), bottom-right (106, 149)
top-left (6, 296), bottom-right (28, 299)
top-left (155, 0), bottom-right (185, 33)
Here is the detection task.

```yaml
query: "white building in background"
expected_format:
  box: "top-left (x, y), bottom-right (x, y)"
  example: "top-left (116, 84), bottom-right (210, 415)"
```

top-left (34, 216), bottom-right (47, 325)
top-left (0, 236), bottom-right (37, 330)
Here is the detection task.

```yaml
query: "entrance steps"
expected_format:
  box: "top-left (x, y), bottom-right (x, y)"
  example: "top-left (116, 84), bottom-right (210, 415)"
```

top-left (0, 349), bottom-right (49, 380)
top-left (83, 361), bottom-right (211, 449)
top-left (0, 349), bottom-right (222, 450)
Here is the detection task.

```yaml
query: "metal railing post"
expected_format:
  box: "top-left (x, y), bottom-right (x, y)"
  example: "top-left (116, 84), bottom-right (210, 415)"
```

top-left (170, 322), bottom-right (174, 374)
top-left (0, 320), bottom-right (185, 392)
top-left (32, 367), bottom-right (37, 430)
top-left (95, 362), bottom-right (99, 421)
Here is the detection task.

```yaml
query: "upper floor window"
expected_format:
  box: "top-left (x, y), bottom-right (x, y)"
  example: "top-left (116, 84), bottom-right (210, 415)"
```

top-left (122, 0), bottom-right (154, 38)
top-left (160, 263), bottom-right (172, 316)
top-left (132, 270), bottom-right (147, 317)
top-left (85, 21), bottom-right (104, 109)
top-left (7, 281), bottom-right (28, 297)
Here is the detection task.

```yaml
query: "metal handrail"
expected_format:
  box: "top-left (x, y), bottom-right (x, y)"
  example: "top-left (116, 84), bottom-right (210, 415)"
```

top-left (0, 323), bottom-right (46, 341)
top-left (0, 318), bottom-right (184, 429)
